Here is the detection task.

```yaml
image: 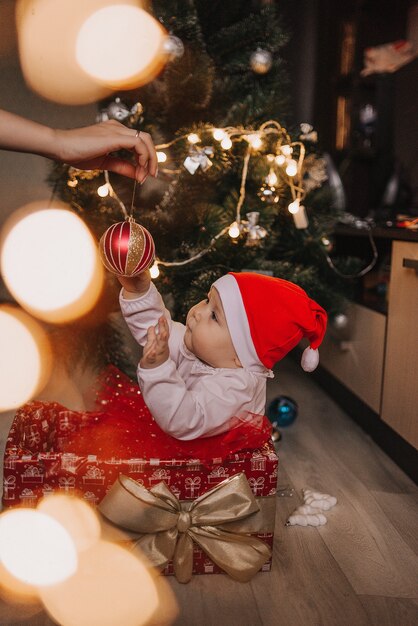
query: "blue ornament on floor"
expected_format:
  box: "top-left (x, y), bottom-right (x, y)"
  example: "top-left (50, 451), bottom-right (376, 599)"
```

top-left (267, 395), bottom-right (298, 427)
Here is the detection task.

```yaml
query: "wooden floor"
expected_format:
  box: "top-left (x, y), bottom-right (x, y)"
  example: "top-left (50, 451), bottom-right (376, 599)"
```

top-left (0, 357), bottom-right (417, 626)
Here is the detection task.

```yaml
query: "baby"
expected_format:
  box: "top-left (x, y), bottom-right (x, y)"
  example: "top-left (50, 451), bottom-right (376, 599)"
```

top-left (119, 271), bottom-right (327, 440)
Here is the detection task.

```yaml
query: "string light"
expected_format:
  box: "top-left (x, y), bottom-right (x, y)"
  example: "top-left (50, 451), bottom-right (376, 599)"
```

top-left (97, 183), bottom-right (110, 197)
top-left (74, 119), bottom-right (308, 271)
top-left (187, 133), bottom-right (200, 144)
top-left (266, 168), bottom-right (278, 186)
top-left (150, 121), bottom-right (307, 265)
top-left (288, 199), bottom-right (300, 214)
top-left (149, 261), bottom-right (160, 278)
top-left (212, 128), bottom-right (226, 141)
top-left (64, 117), bottom-right (371, 278)
top-left (246, 134), bottom-right (262, 149)
top-left (285, 159), bottom-right (298, 177)
top-left (220, 136), bottom-right (232, 150)
top-left (228, 221), bottom-right (241, 238)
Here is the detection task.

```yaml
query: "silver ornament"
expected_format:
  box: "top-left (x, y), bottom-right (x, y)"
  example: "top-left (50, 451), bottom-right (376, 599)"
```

top-left (243, 212), bottom-right (268, 246)
top-left (250, 48), bottom-right (272, 74)
top-left (97, 98), bottom-right (143, 122)
top-left (332, 313), bottom-right (348, 330)
top-left (300, 122), bottom-right (318, 143)
top-left (184, 147), bottom-right (214, 174)
top-left (163, 35), bottom-right (184, 60)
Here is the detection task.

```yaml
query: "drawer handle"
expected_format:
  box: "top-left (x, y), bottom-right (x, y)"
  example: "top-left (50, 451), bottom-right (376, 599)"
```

top-left (402, 258), bottom-right (418, 271)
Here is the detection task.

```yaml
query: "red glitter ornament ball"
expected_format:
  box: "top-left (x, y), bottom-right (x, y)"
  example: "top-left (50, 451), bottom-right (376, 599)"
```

top-left (99, 219), bottom-right (155, 277)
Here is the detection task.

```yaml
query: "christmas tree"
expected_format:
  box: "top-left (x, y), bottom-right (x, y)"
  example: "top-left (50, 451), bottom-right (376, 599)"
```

top-left (48, 0), bottom-right (355, 376)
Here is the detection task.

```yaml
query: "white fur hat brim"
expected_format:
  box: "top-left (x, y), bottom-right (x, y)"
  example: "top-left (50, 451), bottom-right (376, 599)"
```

top-left (212, 274), bottom-right (267, 372)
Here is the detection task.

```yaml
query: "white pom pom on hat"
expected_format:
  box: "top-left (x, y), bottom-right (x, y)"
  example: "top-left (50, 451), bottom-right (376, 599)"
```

top-left (301, 346), bottom-right (320, 372)
top-left (212, 272), bottom-right (327, 372)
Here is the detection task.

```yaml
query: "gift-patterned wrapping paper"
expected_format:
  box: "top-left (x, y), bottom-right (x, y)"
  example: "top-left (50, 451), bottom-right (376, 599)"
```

top-left (2, 366), bottom-right (278, 576)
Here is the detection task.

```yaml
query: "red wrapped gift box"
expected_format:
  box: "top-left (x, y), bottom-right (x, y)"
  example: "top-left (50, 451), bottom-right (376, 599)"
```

top-left (2, 366), bottom-right (278, 579)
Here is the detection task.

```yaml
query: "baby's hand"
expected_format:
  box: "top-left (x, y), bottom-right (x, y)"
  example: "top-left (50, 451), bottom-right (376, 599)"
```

top-left (118, 270), bottom-right (151, 298)
top-left (140, 316), bottom-right (170, 369)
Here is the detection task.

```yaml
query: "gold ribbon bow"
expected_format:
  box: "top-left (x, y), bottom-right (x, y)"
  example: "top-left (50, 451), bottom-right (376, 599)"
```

top-left (99, 472), bottom-right (273, 583)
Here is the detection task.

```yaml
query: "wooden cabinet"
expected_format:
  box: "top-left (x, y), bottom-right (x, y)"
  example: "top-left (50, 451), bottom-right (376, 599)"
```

top-left (320, 238), bottom-right (418, 452)
top-left (320, 303), bottom-right (386, 414)
top-left (381, 241), bottom-right (418, 449)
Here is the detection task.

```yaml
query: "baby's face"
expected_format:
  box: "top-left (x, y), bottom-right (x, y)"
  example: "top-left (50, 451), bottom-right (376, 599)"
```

top-left (184, 287), bottom-right (241, 369)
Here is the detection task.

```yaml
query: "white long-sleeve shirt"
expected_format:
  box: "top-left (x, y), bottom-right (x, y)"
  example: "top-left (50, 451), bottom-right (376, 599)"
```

top-left (120, 283), bottom-right (273, 440)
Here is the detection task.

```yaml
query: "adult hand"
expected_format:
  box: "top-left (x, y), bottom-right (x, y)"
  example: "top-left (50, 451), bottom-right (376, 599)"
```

top-left (0, 110), bottom-right (157, 184)
top-left (55, 120), bottom-right (157, 184)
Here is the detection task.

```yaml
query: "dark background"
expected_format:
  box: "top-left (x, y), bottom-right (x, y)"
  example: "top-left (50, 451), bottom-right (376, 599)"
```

top-left (281, 0), bottom-right (418, 218)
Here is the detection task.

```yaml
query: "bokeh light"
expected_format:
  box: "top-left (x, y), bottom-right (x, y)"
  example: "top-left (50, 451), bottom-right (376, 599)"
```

top-left (0, 560), bottom-right (39, 603)
top-left (0, 202), bottom-right (104, 323)
top-left (0, 305), bottom-right (51, 411)
top-left (40, 540), bottom-right (160, 626)
top-left (38, 495), bottom-right (101, 554)
top-left (15, 0), bottom-right (116, 104)
top-left (0, 509), bottom-right (77, 587)
top-left (76, 4), bottom-right (166, 89)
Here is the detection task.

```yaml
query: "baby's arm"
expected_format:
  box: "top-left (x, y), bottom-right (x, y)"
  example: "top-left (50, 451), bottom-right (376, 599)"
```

top-left (119, 272), bottom-right (174, 348)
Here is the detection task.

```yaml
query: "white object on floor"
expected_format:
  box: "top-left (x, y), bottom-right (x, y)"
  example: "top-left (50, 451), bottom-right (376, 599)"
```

top-left (292, 504), bottom-right (318, 515)
top-left (302, 489), bottom-right (337, 511)
top-left (286, 512), bottom-right (327, 527)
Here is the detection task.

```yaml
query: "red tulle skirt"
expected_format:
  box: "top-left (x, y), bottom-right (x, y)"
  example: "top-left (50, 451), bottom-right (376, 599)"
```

top-left (54, 366), bottom-right (272, 464)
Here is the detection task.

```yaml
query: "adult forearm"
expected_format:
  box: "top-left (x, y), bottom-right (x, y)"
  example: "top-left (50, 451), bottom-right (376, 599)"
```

top-left (0, 110), bottom-right (58, 159)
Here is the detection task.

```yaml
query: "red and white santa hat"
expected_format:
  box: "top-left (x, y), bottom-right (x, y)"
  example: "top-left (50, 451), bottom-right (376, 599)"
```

top-left (212, 272), bottom-right (327, 372)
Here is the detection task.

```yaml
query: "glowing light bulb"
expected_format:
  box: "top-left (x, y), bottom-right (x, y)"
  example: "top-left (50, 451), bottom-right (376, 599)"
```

top-left (275, 154), bottom-right (285, 166)
top-left (149, 261), bottom-right (160, 279)
top-left (246, 134), bottom-right (262, 149)
top-left (67, 179), bottom-right (78, 188)
top-left (187, 133), bottom-right (200, 144)
top-left (286, 159), bottom-right (298, 176)
top-left (97, 183), bottom-right (109, 198)
top-left (288, 199), bottom-right (300, 214)
top-left (266, 154), bottom-right (275, 162)
top-left (0, 509), bottom-right (77, 586)
top-left (156, 151), bottom-right (167, 163)
top-left (228, 221), bottom-right (241, 238)
top-left (221, 136), bottom-right (232, 150)
top-left (212, 128), bottom-right (225, 141)
top-left (281, 144), bottom-right (292, 156)
top-left (266, 168), bottom-right (278, 187)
